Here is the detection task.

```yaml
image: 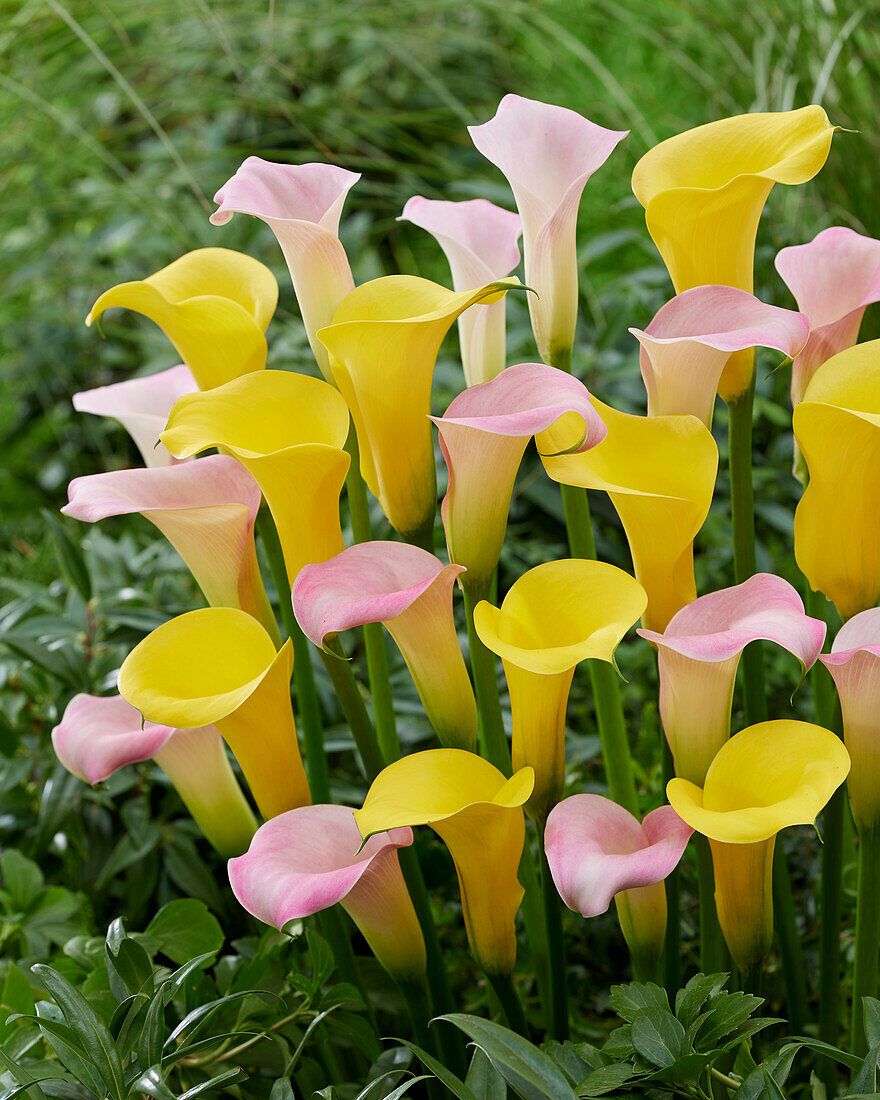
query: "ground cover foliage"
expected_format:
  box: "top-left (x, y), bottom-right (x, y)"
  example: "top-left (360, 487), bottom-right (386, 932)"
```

top-left (2, 0), bottom-right (880, 1096)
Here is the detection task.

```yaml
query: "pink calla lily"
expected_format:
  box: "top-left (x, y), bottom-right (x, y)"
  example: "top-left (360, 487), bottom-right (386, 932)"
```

top-left (632, 286), bottom-right (809, 425)
top-left (545, 795), bottom-right (691, 980)
top-left (639, 573), bottom-right (826, 784)
top-left (293, 542), bottom-right (477, 751)
top-left (228, 804), bottom-right (426, 980)
top-left (469, 94), bottom-right (628, 365)
top-left (821, 608), bottom-right (880, 832)
top-left (52, 694), bottom-right (256, 857)
top-left (776, 227), bottom-right (880, 406)
top-left (211, 158), bottom-right (359, 381)
top-left (62, 455), bottom-right (278, 642)
top-left (399, 196), bottom-right (521, 385)
top-left (431, 362), bottom-right (606, 596)
top-left (72, 365), bottom-right (197, 468)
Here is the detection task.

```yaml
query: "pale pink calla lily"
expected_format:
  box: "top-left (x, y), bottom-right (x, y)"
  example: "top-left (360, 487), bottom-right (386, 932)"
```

top-left (293, 542), bottom-right (478, 751)
top-left (62, 455), bottom-right (278, 642)
top-left (229, 804), bottom-right (426, 980)
top-left (52, 694), bottom-right (256, 857)
top-left (431, 362), bottom-right (606, 596)
top-left (469, 94), bottom-right (628, 365)
top-left (211, 158), bottom-right (359, 381)
top-left (821, 608), bottom-right (880, 832)
top-left (545, 795), bottom-right (692, 979)
top-left (639, 573), bottom-right (826, 785)
top-left (776, 227), bottom-right (880, 406)
top-left (72, 365), bottom-right (197, 468)
top-left (399, 196), bottom-right (521, 385)
top-left (632, 286), bottom-right (809, 426)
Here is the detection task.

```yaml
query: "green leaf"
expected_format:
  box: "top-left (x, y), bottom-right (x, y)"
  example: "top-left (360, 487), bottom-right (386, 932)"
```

top-left (439, 1014), bottom-right (577, 1100)
top-left (0, 1048), bottom-right (50, 1100)
top-left (601, 1024), bottom-right (634, 1059)
top-left (846, 1041), bottom-right (880, 1097)
top-left (736, 1043), bottom-right (803, 1100)
top-left (270, 1080), bottom-right (295, 1100)
top-left (864, 998), bottom-right (880, 1049)
top-left (696, 991), bottom-right (763, 1049)
top-left (609, 981), bottom-right (670, 1023)
top-left (307, 929), bottom-right (336, 992)
top-left (137, 984), bottom-right (169, 1071)
top-left (631, 1009), bottom-right (688, 1068)
top-left (786, 1036), bottom-right (861, 1072)
top-left (31, 964), bottom-right (125, 1100)
top-left (0, 961), bottom-right (35, 1043)
top-left (675, 973), bottom-right (729, 1027)
top-left (105, 918), bottom-right (155, 1001)
top-left (131, 1067), bottom-right (177, 1100)
top-left (42, 509), bottom-right (92, 602)
top-left (179, 1067), bottom-right (247, 1097)
top-left (577, 1063), bottom-right (642, 1097)
top-left (144, 899), bottom-right (223, 965)
top-left (542, 1041), bottom-right (597, 1086)
top-left (27, 1011), bottom-right (107, 1097)
top-left (396, 1038), bottom-right (478, 1100)
top-left (465, 1047), bottom-right (507, 1100)
top-left (1, 849), bottom-right (44, 910)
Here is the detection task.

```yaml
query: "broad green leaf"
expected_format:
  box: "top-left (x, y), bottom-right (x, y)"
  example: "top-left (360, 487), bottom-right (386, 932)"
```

top-left (577, 1063), bottom-right (641, 1097)
top-left (846, 1041), bottom-right (880, 1098)
top-left (864, 998), bottom-right (880, 1049)
top-left (0, 961), bottom-right (35, 1044)
top-left (179, 1067), bottom-right (246, 1098)
top-left (1, 850), bottom-right (44, 910)
top-left (542, 1041), bottom-right (597, 1086)
top-left (28, 1011), bottom-right (107, 1097)
top-left (132, 1067), bottom-right (177, 1100)
top-left (697, 992), bottom-right (763, 1049)
top-left (465, 1047), bottom-right (507, 1100)
top-left (439, 1014), bottom-right (577, 1100)
top-left (270, 1079), bottom-right (295, 1100)
top-left (609, 981), bottom-right (670, 1023)
top-left (786, 1036), bottom-right (861, 1072)
top-left (307, 930), bottom-right (335, 992)
top-left (674, 973), bottom-right (729, 1027)
top-left (105, 919), bottom-right (155, 1001)
top-left (43, 509), bottom-right (92, 602)
top-left (601, 1024), bottom-right (634, 1059)
top-left (396, 1038), bottom-right (478, 1100)
top-left (145, 899), bottom-right (223, 964)
top-left (631, 1009), bottom-right (687, 1068)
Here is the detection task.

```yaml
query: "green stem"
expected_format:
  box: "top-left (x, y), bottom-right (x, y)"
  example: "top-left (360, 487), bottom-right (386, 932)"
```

top-left (462, 580), bottom-right (511, 774)
top-left (695, 834), bottom-right (727, 974)
top-left (537, 825), bottom-right (568, 1040)
top-left (661, 738), bottom-right (681, 999)
top-left (256, 510), bottom-right (329, 802)
top-left (321, 906), bottom-right (376, 1034)
top-left (345, 429), bottom-right (401, 763)
top-left (319, 651), bottom-right (385, 781)
top-left (852, 826), bottom-right (880, 1055)
top-left (397, 976), bottom-right (445, 1099)
top-left (517, 841), bottom-right (553, 1035)
top-left (771, 840), bottom-right (806, 1033)
top-left (486, 971), bottom-right (529, 1037)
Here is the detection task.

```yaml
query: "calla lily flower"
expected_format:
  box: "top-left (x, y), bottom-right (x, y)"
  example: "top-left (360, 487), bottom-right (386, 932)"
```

top-left (63, 455), bottom-right (278, 641)
top-left (667, 720), bottom-right (849, 972)
top-left (229, 804), bottom-right (426, 980)
top-left (118, 608), bottom-right (310, 820)
top-left (776, 227), bottom-right (880, 405)
top-left (632, 286), bottom-right (809, 425)
top-left (474, 559), bottom-right (647, 822)
top-left (638, 574), bottom-right (826, 785)
top-left (399, 196), bottom-right (522, 386)
top-left (354, 749), bottom-right (534, 975)
top-left (545, 795), bottom-right (692, 978)
top-left (432, 362), bottom-right (606, 597)
top-left (293, 542), bottom-right (477, 751)
top-left (632, 106), bottom-right (835, 399)
top-left (540, 401), bottom-right (718, 632)
top-left (211, 159), bottom-right (359, 382)
top-left (317, 275), bottom-right (518, 545)
top-left (72, 365), bottom-right (197, 468)
top-left (52, 694), bottom-right (256, 857)
top-left (820, 608), bottom-right (880, 832)
top-left (469, 94), bottom-right (628, 365)
top-left (161, 371), bottom-right (350, 585)
top-left (793, 340), bottom-right (880, 621)
top-left (87, 248), bottom-right (278, 391)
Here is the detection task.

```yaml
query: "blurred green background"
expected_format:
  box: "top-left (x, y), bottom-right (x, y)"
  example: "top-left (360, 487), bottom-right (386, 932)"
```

top-left (1, 0), bottom-right (879, 1049)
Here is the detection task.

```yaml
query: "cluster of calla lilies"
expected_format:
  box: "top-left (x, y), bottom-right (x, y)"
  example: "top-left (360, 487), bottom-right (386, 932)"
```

top-left (49, 93), bottom-right (880, 1050)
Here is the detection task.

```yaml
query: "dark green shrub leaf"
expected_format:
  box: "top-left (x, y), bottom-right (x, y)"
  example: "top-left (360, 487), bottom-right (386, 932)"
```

top-left (674, 973), bottom-right (729, 1027)
top-left (144, 900), bottom-right (223, 965)
top-left (609, 982), bottom-right (670, 1023)
top-left (631, 1009), bottom-right (687, 1068)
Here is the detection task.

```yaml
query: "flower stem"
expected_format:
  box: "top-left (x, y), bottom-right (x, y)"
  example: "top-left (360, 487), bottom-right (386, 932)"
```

top-left (461, 580), bottom-right (510, 774)
top-left (537, 822), bottom-right (568, 1040)
top-left (256, 510), bottom-right (330, 802)
top-left (852, 826), bottom-right (880, 1055)
top-left (319, 650), bottom-right (385, 781)
top-left (695, 834), bottom-right (728, 974)
top-left (345, 429), bottom-right (401, 764)
top-left (661, 737), bottom-right (682, 998)
top-left (486, 971), bottom-right (529, 1037)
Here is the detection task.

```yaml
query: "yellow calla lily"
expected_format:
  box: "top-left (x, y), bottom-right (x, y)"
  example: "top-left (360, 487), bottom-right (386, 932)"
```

top-left (161, 371), bottom-right (350, 585)
top-left (539, 401), bottom-right (718, 633)
top-left (794, 341), bottom-right (880, 621)
top-left (473, 560), bottom-right (647, 821)
top-left (118, 607), bottom-right (310, 820)
top-left (317, 275), bottom-right (519, 545)
top-left (87, 248), bottom-right (278, 391)
top-left (354, 749), bottom-right (534, 975)
top-left (632, 107), bottom-right (835, 399)
top-left (667, 720), bottom-right (849, 972)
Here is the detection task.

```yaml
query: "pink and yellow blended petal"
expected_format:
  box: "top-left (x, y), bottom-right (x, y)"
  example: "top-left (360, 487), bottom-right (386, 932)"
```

top-left (52, 694), bottom-right (256, 857)
top-left (632, 107), bottom-right (835, 399)
top-left (540, 400), bottom-right (718, 632)
top-left (229, 804), bottom-right (426, 980)
top-left (470, 94), bottom-right (628, 364)
top-left (318, 275), bottom-right (519, 544)
top-left (87, 248), bottom-right (278, 391)
top-left (354, 750), bottom-right (534, 975)
top-left (639, 574), bottom-right (826, 784)
top-left (632, 285), bottom-right (808, 425)
top-left (399, 196), bottom-right (521, 386)
top-left (794, 340), bottom-right (880, 621)
top-left (293, 542), bottom-right (478, 751)
top-left (433, 362), bottom-right (606, 597)
top-left (119, 608), bottom-right (309, 820)
top-left (212, 159), bottom-right (359, 382)
top-left (474, 559), bottom-right (647, 821)
top-left (63, 455), bottom-right (277, 641)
